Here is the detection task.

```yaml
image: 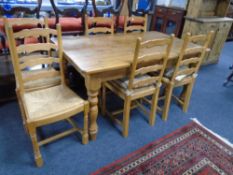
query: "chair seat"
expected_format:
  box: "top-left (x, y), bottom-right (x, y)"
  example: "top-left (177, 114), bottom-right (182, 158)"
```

top-left (48, 17), bottom-right (83, 32)
top-left (107, 75), bottom-right (156, 97)
top-left (24, 85), bottom-right (85, 122)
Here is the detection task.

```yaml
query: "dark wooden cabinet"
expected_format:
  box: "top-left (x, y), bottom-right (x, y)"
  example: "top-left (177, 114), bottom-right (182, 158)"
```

top-left (151, 5), bottom-right (186, 37)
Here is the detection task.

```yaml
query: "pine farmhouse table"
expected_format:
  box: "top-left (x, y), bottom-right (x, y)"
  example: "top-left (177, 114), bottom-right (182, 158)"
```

top-left (60, 31), bottom-right (201, 140)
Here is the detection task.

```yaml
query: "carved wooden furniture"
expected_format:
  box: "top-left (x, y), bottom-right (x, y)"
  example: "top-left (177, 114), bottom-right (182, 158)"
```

top-left (161, 31), bottom-right (214, 121)
top-left (85, 15), bottom-right (114, 35)
top-left (5, 20), bottom-right (89, 167)
top-left (101, 35), bottom-right (174, 137)
top-left (48, 0), bottom-right (88, 35)
top-left (182, 0), bottom-right (233, 65)
top-left (124, 14), bottom-right (148, 33)
top-left (150, 5), bottom-right (186, 37)
top-left (60, 31), bottom-right (202, 140)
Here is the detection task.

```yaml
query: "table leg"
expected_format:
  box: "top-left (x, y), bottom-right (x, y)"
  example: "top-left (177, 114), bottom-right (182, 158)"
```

top-left (85, 76), bottom-right (101, 141)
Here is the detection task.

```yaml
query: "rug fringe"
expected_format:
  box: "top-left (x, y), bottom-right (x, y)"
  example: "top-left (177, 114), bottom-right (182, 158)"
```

top-left (191, 118), bottom-right (233, 148)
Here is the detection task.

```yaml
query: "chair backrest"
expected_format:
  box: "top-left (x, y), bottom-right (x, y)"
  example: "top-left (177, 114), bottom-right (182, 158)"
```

top-left (0, 0), bottom-right (42, 18)
top-left (127, 35), bottom-right (174, 90)
top-left (92, 0), bottom-right (125, 17)
top-left (124, 14), bottom-right (147, 33)
top-left (128, 0), bottom-right (154, 16)
top-left (85, 15), bottom-right (114, 35)
top-left (50, 0), bottom-right (88, 24)
top-left (170, 31), bottom-right (214, 82)
top-left (5, 19), bottom-right (64, 94)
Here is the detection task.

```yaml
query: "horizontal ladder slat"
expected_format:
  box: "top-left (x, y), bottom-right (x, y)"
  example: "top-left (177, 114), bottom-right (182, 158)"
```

top-left (23, 69), bottom-right (60, 82)
top-left (88, 27), bottom-right (112, 34)
top-left (138, 52), bottom-right (165, 63)
top-left (180, 57), bottom-right (200, 66)
top-left (135, 64), bottom-right (163, 75)
top-left (7, 18), bottom-right (44, 27)
top-left (17, 43), bottom-right (58, 54)
top-left (190, 34), bottom-right (207, 43)
top-left (20, 57), bottom-right (60, 69)
top-left (128, 16), bottom-right (145, 23)
top-left (176, 68), bottom-right (196, 77)
top-left (20, 54), bottom-right (49, 62)
top-left (133, 76), bottom-right (159, 88)
top-left (14, 28), bottom-right (57, 39)
top-left (126, 25), bottom-right (145, 32)
top-left (185, 47), bottom-right (203, 55)
top-left (88, 17), bottom-right (113, 24)
top-left (141, 38), bottom-right (171, 48)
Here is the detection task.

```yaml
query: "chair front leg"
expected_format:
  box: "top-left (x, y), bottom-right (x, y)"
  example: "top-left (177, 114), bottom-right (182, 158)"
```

top-left (162, 84), bottom-right (173, 121)
top-left (28, 125), bottom-right (43, 167)
top-left (122, 97), bottom-right (131, 138)
top-left (16, 89), bottom-right (28, 135)
top-left (149, 88), bottom-right (160, 126)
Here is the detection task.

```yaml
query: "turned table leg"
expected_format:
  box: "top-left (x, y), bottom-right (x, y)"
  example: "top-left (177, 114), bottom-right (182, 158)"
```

top-left (85, 76), bottom-right (101, 141)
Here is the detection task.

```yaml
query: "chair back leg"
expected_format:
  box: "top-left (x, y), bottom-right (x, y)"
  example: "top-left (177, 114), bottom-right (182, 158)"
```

top-left (149, 89), bottom-right (160, 126)
top-left (122, 97), bottom-right (131, 137)
top-left (162, 84), bottom-right (174, 121)
top-left (28, 125), bottom-right (43, 167)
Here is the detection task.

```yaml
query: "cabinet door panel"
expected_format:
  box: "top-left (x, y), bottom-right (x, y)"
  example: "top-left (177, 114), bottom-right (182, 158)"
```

top-left (154, 17), bottom-right (165, 32)
top-left (165, 20), bottom-right (177, 34)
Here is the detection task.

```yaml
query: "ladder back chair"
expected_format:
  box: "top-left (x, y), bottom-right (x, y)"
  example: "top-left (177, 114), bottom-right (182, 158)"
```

top-left (124, 14), bottom-right (148, 33)
top-left (4, 18), bottom-right (60, 91)
top-left (91, 0), bottom-right (125, 31)
top-left (85, 15), bottom-right (114, 35)
top-left (102, 35), bottom-right (174, 137)
top-left (117, 0), bottom-right (153, 31)
top-left (6, 22), bottom-right (89, 167)
top-left (48, 0), bottom-right (88, 35)
top-left (161, 31), bottom-right (214, 121)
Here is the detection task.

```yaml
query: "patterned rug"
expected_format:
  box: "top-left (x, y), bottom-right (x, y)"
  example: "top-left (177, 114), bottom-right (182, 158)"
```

top-left (91, 121), bottom-right (233, 175)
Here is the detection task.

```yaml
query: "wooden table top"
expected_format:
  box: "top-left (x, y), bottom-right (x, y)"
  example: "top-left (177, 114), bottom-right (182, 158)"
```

top-left (61, 31), bottom-right (199, 75)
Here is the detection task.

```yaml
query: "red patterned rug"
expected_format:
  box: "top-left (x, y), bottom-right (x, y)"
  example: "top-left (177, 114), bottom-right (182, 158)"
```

top-left (91, 121), bottom-right (233, 175)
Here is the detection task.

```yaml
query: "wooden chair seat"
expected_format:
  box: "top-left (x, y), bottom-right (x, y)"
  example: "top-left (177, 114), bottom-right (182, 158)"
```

top-left (24, 85), bottom-right (85, 122)
top-left (106, 75), bottom-right (157, 98)
top-left (48, 17), bottom-right (83, 32)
